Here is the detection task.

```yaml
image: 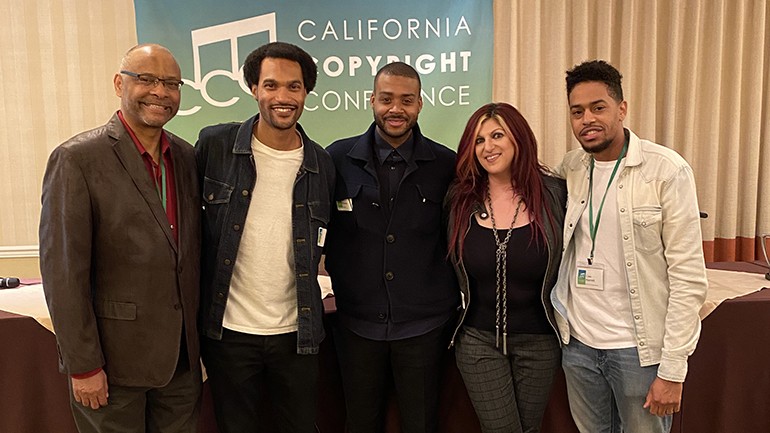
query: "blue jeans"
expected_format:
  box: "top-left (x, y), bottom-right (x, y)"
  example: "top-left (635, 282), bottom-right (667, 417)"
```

top-left (562, 338), bottom-right (672, 433)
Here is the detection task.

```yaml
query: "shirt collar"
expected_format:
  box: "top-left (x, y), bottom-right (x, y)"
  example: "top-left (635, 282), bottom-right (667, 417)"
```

top-left (117, 110), bottom-right (171, 160)
top-left (374, 129), bottom-right (415, 164)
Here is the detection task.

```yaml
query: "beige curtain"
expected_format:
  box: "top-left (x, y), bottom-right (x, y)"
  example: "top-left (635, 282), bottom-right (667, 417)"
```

top-left (493, 0), bottom-right (770, 262)
top-left (0, 0), bottom-right (768, 264)
top-left (0, 0), bottom-right (137, 247)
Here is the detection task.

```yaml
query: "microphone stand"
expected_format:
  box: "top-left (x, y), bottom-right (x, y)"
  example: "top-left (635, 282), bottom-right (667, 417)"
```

top-left (761, 234), bottom-right (770, 281)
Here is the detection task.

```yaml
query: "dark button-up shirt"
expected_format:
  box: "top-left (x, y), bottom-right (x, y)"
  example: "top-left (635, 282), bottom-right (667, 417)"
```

top-left (118, 110), bottom-right (178, 242)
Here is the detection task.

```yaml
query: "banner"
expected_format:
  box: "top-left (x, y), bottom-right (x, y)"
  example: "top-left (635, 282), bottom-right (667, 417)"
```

top-left (133, 0), bottom-right (493, 148)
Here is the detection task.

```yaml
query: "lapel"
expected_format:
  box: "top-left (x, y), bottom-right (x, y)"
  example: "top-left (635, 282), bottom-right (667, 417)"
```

top-left (107, 114), bottom-right (178, 254)
top-left (345, 123), bottom-right (379, 187)
top-left (404, 123), bottom-right (436, 179)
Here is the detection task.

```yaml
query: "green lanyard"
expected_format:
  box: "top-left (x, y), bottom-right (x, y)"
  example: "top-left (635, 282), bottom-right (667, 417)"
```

top-left (155, 156), bottom-right (167, 212)
top-left (587, 140), bottom-right (628, 264)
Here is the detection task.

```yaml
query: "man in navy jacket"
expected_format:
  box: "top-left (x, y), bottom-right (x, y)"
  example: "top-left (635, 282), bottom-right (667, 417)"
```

top-left (325, 62), bottom-right (459, 433)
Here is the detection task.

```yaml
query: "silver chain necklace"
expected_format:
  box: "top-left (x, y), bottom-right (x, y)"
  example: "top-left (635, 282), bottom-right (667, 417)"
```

top-left (486, 186), bottom-right (523, 356)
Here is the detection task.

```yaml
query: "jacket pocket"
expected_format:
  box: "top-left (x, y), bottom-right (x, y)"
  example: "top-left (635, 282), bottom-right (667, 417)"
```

top-left (632, 206), bottom-right (663, 254)
top-left (415, 183), bottom-right (445, 205)
top-left (309, 199), bottom-right (330, 257)
top-left (202, 177), bottom-right (235, 240)
top-left (333, 183), bottom-right (367, 231)
top-left (308, 200), bottom-right (330, 225)
top-left (203, 177), bottom-right (234, 205)
top-left (410, 183), bottom-right (445, 233)
top-left (94, 300), bottom-right (137, 320)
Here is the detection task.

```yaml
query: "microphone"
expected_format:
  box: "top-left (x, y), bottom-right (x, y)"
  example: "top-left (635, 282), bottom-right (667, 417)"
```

top-left (0, 277), bottom-right (20, 289)
top-left (761, 234), bottom-right (770, 281)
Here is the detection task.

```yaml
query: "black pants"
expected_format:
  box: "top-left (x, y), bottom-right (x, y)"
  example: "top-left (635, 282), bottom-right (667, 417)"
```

top-left (333, 324), bottom-right (449, 433)
top-left (201, 330), bottom-right (319, 433)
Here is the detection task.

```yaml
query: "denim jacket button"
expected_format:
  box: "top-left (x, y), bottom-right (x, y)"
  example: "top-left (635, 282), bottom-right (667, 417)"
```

top-left (386, 234), bottom-right (395, 243)
top-left (241, 189), bottom-right (249, 197)
top-left (385, 271), bottom-right (394, 281)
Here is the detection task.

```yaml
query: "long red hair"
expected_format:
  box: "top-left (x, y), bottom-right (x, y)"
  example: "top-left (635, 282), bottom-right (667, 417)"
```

top-left (448, 102), bottom-right (555, 259)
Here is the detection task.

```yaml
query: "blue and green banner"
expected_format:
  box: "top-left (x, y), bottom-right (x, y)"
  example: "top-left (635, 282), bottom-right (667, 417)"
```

top-left (134, 0), bottom-right (493, 148)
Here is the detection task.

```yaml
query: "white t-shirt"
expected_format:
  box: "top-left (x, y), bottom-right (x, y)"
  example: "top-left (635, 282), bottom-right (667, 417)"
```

top-left (223, 133), bottom-right (304, 335)
top-left (568, 158), bottom-right (636, 349)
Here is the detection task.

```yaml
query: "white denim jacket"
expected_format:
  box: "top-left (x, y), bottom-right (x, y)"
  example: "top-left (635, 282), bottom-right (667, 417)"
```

top-left (551, 129), bottom-right (708, 383)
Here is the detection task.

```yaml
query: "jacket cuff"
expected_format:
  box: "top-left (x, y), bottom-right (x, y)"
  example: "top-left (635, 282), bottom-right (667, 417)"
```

top-left (656, 356), bottom-right (688, 383)
top-left (71, 367), bottom-right (103, 380)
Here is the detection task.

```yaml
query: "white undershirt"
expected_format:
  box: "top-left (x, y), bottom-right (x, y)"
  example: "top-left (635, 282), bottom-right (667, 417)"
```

top-left (223, 133), bottom-right (303, 335)
top-left (568, 158), bottom-right (636, 349)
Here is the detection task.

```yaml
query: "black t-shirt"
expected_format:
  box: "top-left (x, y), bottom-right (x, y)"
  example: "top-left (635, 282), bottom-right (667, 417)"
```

top-left (463, 217), bottom-right (552, 334)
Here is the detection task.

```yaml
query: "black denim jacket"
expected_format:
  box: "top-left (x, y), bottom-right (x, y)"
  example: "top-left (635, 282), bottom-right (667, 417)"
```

top-left (195, 114), bottom-right (335, 354)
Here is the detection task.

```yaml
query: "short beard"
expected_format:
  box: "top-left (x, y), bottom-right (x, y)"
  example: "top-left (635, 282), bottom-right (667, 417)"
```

top-left (375, 116), bottom-right (414, 140)
top-left (582, 138), bottom-right (612, 155)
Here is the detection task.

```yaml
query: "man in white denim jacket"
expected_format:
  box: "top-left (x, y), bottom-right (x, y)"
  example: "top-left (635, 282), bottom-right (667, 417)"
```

top-left (551, 60), bottom-right (708, 433)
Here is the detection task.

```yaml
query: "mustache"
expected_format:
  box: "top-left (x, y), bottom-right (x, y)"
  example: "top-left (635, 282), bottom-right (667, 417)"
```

top-left (140, 100), bottom-right (172, 108)
top-left (580, 126), bottom-right (602, 135)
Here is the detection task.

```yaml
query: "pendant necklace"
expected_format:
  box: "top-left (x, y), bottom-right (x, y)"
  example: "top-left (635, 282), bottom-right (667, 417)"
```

top-left (486, 186), bottom-right (523, 355)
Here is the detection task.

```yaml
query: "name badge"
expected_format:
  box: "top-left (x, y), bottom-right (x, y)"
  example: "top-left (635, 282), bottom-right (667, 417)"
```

top-left (336, 198), bottom-right (353, 211)
top-left (317, 227), bottom-right (327, 247)
top-left (575, 261), bottom-right (604, 290)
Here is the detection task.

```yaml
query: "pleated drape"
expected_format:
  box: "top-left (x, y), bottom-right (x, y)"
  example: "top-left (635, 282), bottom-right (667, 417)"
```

top-left (0, 0), bottom-right (768, 262)
top-left (493, 0), bottom-right (770, 261)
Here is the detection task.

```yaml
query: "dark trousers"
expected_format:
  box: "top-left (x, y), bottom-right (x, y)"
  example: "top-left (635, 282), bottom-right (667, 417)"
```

top-left (69, 360), bottom-right (201, 433)
top-left (333, 324), bottom-right (449, 433)
top-left (201, 330), bottom-right (319, 433)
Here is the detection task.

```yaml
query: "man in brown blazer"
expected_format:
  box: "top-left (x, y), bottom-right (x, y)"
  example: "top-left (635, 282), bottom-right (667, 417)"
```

top-left (39, 44), bottom-right (201, 433)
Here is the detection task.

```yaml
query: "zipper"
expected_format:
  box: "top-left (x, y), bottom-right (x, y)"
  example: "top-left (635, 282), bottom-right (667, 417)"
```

top-left (448, 209), bottom-right (476, 348)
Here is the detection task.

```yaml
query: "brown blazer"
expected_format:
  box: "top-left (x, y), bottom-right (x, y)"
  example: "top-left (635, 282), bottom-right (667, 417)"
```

top-left (39, 113), bottom-right (201, 388)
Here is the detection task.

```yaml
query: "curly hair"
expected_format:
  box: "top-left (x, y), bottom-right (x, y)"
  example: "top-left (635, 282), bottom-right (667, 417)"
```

top-left (566, 60), bottom-right (624, 102)
top-left (243, 42), bottom-right (317, 92)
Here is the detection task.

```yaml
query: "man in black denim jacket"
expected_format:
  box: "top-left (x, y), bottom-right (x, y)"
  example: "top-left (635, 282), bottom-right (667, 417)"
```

top-left (195, 42), bottom-right (334, 433)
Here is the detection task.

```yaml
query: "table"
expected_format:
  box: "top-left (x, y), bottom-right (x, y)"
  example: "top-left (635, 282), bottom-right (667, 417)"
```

top-left (0, 309), bottom-right (76, 433)
top-left (1, 262), bottom-right (768, 433)
top-left (672, 262), bottom-right (770, 433)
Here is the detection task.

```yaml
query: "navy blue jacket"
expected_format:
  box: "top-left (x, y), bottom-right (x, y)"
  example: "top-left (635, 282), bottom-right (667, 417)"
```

top-left (195, 114), bottom-right (335, 354)
top-left (325, 123), bottom-right (459, 331)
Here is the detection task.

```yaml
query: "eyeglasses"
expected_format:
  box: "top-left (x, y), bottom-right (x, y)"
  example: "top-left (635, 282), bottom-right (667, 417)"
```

top-left (120, 70), bottom-right (184, 91)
